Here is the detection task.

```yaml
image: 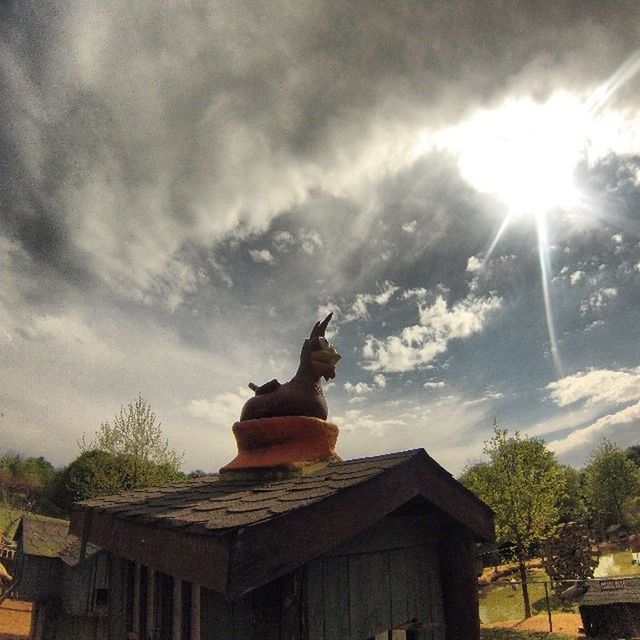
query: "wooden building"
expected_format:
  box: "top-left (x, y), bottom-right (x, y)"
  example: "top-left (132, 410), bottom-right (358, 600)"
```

top-left (578, 577), bottom-right (640, 638)
top-left (70, 449), bottom-right (493, 640)
top-left (14, 513), bottom-right (108, 640)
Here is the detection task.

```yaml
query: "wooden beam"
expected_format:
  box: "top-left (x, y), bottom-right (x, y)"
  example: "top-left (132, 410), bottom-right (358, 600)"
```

top-left (132, 562), bottom-right (141, 635)
top-left (71, 509), bottom-right (232, 594)
top-left (173, 577), bottom-right (182, 640)
top-left (191, 583), bottom-right (201, 640)
top-left (147, 568), bottom-right (155, 640)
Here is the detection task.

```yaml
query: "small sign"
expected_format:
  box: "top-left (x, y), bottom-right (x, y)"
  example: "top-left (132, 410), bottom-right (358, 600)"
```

top-left (599, 579), bottom-right (625, 591)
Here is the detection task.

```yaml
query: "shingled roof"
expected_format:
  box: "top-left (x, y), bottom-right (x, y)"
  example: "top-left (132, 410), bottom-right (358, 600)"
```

top-left (70, 448), bottom-right (493, 598)
top-left (16, 513), bottom-right (101, 566)
top-left (581, 578), bottom-right (640, 606)
top-left (16, 514), bottom-right (72, 558)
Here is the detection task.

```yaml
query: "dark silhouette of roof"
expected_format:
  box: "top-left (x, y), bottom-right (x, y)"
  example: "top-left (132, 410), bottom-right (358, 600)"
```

top-left (71, 449), bottom-right (493, 598)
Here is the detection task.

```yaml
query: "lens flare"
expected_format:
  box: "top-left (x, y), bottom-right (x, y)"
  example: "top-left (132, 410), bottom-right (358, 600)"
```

top-left (434, 49), bottom-right (640, 377)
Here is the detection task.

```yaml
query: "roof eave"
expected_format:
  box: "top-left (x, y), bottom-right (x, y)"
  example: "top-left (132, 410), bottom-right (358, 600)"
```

top-left (70, 506), bottom-right (232, 594)
top-left (225, 450), bottom-right (493, 598)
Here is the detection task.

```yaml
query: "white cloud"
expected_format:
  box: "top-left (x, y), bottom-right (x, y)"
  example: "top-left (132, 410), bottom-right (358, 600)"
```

top-left (547, 366), bottom-right (640, 407)
top-left (401, 288), bottom-right (428, 301)
top-left (272, 231), bottom-right (295, 253)
top-left (345, 281), bottom-right (399, 321)
top-left (424, 381), bottom-right (446, 389)
top-left (187, 387), bottom-right (249, 430)
top-left (300, 229), bottom-right (323, 255)
top-left (334, 408), bottom-right (407, 437)
top-left (363, 292), bottom-right (501, 372)
top-left (249, 249), bottom-right (275, 264)
top-left (569, 270), bottom-right (584, 285)
top-left (546, 366), bottom-right (640, 456)
top-left (373, 374), bottom-right (386, 388)
top-left (466, 256), bottom-right (483, 272)
top-left (549, 400), bottom-right (640, 455)
top-left (344, 381), bottom-right (373, 395)
top-left (579, 287), bottom-right (617, 315)
top-left (402, 220), bottom-right (417, 233)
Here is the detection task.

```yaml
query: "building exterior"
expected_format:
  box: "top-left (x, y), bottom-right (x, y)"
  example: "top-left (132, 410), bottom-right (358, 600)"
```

top-left (14, 513), bottom-right (108, 640)
top-left (70, 449), bottom-right (493, 640)
top-left (579, 577), bottom-right (640, 638)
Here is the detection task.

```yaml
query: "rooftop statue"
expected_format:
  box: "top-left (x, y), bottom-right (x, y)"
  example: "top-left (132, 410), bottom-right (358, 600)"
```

top-left (240, 313), bottom-right (341, 421)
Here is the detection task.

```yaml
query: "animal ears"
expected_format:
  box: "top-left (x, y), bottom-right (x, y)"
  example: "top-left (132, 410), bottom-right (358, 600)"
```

top-left (310, 312), bottom-right (333, 338)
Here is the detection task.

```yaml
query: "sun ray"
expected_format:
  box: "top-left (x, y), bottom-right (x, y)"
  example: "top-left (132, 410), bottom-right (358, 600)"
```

top-left (484, 211), bottom-right (513, 261)
top-left (586, 49), bottom-right (640, 115)
top-left (535, 213), bottom-right (563, 377)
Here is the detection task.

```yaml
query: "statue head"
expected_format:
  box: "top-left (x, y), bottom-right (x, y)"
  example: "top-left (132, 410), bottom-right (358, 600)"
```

top-left (300, 313), bottom-right (341, 381)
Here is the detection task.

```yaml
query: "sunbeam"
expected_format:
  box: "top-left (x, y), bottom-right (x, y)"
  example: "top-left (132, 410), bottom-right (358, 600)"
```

top-left (436, 48), bottom-right (640, 378)
top-left (536, 213), bottom-right (563, 376)
top-left (485, 211), bottom-right (513, 261)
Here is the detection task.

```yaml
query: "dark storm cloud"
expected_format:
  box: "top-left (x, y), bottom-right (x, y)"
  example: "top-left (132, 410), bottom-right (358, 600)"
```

top-left (2, 0), bottom-right (640, 303)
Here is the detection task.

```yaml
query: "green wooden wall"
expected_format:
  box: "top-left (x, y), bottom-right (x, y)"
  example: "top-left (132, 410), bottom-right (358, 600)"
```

top-left (306, 515), bottom-right (446, 640)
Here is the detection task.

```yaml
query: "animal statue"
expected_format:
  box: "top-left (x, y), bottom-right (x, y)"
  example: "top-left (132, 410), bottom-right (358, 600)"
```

top-left (240, 313), bottom-right (341, 421)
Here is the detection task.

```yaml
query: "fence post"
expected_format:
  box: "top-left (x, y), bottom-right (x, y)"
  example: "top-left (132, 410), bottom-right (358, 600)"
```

top-left (543, 582), bottom-right (553, 633)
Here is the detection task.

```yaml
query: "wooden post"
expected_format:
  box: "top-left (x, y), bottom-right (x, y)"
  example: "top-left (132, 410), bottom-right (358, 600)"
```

top-left (147, 569), bottom-right (155, 639)
top-left (438, 525), bottom-right (479, 640)
top-left (191, 583), bottom-right (201, 640)
top-left (132, 563), bottom-right (141, 636)
top-left (544, 582), bottom-right (553, 633)
top-left (107, 555), bottom-right (127, 640)
top-left (173, 577), bottom-right (182, 640)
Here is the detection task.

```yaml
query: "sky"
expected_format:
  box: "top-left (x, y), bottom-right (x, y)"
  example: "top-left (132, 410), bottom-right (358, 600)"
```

top-left (2, 1), bottom-right (640, 476)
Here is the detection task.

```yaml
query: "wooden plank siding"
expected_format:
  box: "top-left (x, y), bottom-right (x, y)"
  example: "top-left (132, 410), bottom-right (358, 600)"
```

top-left (306, 515), bottom-right (446, 640)
top-left (104, 515), bottom-right (448, 640)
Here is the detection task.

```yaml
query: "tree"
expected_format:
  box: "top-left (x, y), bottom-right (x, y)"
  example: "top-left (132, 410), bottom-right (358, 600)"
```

top-left (460, 426), bottom-right (562, 618)
top-left (543, 521), bottom-right (598, 594)
top-left (584, 439), bottom-right (640, 535)
top-left (556, 465), bottom-right (589, 525)
top-left (80, 394), bottom-right (183, 480)
top-left (53, 450), bottom-right (182, 511)
top-left (626, 445), bottom-right (640, 468)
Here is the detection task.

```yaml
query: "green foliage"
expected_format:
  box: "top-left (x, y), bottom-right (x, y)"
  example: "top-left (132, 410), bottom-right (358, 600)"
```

top-left (543, 521), bottom-right (598, 591)
top-left (0, 502), bottom-right (22, 538)
top-left (80, 393), bottom-right (183, 474)
top-left (461, 425), bottom-right (563, 619)
top-left (0, 451), bottom-right (56, 513)
top-left (556, 465), bottom-right (589, 525)
top-left (584, 439), bottom-right (640, 534)
top-left (461, 427), bottom-right (563, 550)
top-left (626, 444), bottom-right (640, 468)
top-left (53, 450), bottom-right (182, 511)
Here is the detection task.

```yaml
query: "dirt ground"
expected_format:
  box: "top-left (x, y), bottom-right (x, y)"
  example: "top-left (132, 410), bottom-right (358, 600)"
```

top-left (484, 612), bottom-right (583, 638)
top-left (0, 599), bottom-right (31, 640)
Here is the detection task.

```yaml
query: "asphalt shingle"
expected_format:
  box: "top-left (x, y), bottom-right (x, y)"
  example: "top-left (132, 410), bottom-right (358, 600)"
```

top-left (75, 450), bottom-right (418, 533)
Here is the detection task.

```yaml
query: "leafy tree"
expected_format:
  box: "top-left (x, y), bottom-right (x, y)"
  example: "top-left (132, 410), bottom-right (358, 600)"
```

top-left (53, 450), bottom-right (182, 511)
top-left (0, 451), bottom-right (56, 506)
top-left (584, 439), bottom-right (640, 535)
top-left (543, 521), bottom-right (598, 593)
top-left (460, 426), bottom-right (562, 618)
top-left (556, 465), bottom-right (589, 525)
top-left (626, 445), bottom-right (640, 468)
top-left (80, 394), bottom-right (183, 480)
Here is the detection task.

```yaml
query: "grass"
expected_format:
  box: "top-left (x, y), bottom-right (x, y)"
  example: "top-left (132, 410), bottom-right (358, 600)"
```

top-left (0, 502), bottom-right (22, 538)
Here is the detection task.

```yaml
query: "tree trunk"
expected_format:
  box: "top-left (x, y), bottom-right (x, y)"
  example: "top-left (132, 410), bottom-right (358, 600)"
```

top-left (518, 557), bottom-right (532, 619)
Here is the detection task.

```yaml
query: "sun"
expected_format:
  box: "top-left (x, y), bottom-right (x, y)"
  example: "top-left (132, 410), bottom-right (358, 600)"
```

top-left (436, 92), bottom-right (588, 219)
